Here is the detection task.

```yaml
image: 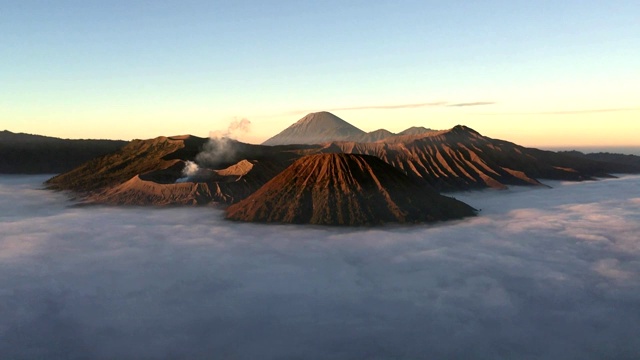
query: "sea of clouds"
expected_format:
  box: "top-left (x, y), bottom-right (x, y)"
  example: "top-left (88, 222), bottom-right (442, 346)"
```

top-left (1, 175), bottom-right (639, 359)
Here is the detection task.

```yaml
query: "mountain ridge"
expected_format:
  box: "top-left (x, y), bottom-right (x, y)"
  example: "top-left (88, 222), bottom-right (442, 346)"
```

top-left (0, 130), bottom-right (127, 174)
top-left (262, 111), bottom-right (436, 145)
top-left (262, 112), bottom-right (366, 145)
top-left (42, 114), bottom-right (640, 211)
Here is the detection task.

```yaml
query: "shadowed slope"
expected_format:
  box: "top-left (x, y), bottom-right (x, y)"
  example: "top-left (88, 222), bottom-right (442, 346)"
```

top-left (226, 153), bottom-right (476, 225)
top-left (46, 135), bottom-right (207, 193)
top-left (89, 160), bottom-right (282, 205)
top-left (0, 130), bottom-right (127, 174)
top-left (46, 135), bottom-right (310, 205)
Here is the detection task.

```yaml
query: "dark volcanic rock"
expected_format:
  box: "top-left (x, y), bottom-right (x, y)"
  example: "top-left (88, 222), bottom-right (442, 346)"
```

top-left (226, 153), bottom-right (477, 226)
top-left (0, 130), bottom-right (127, 174)
top-left (559, 151), bottom-right (640, 173)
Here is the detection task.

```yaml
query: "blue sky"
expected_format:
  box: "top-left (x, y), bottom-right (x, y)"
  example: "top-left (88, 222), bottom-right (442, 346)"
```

top-left (1, 0), bottom-right (639, 145)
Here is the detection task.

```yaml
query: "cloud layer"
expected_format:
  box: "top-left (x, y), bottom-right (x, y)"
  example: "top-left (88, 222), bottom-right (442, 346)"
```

top-left (1, 175), bottom-right (640, 359)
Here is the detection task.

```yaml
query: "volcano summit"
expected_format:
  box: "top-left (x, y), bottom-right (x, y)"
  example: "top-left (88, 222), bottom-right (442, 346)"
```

top-left (226, 153), bottom-right (477, 225)
top-left (262, 111), bottom-right (366, 145)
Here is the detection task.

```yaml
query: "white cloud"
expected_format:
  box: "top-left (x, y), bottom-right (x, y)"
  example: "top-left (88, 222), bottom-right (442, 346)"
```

top-left (593, 259), bottom-right (633, 281)
top-left (1, 175), bottom-right (639, 359)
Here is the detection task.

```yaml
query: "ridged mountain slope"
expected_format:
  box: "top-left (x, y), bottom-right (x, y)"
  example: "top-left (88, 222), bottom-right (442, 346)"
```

top-left (226, 153), bottom-right (476, 225)
top-left (320, 126), bottom-right (632, 191)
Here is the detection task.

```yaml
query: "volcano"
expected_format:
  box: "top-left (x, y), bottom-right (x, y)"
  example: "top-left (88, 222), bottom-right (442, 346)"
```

top-left (226, 153), bottom-right (477, 225)
top-left (262, 112), bottom-right (436, 145)
top-left (262, 112), bottom-right (366, 145)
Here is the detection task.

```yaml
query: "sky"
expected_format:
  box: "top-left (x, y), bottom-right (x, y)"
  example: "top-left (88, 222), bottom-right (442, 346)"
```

top-left (1, 174), bottom-right (640, 358)
top-left (1, 1), bottom-right (639, 147)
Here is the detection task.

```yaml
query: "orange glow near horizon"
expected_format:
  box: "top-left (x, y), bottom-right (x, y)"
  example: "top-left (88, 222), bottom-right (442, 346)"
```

top-left (3, 105), bottom-right (639, 148)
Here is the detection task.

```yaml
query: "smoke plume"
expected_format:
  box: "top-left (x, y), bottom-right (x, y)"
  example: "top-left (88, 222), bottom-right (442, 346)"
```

top-left (175, 160), bottom-right (200, 183)
top-left (176, 118), bottom-right (251, 182)
top-left (209, 118), bottom-right (251, 139)
top-left (198, 118), bottom-right (251, 167)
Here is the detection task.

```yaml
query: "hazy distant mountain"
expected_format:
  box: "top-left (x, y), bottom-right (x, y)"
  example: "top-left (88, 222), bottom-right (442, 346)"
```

top-left (398, 126), bottom-right (434, 136)
top-left (263, 112), bottom-right (440, 145)
top-left (262, 112), bottom-right (366, 145)
top-left (350, 126), bottom-right (436, 143)
top-left (559, 151), bottom-right (640, 173)
top-left (226, 153), bottom-right (476, 225)
top-left (350, 129), bottom-right (396, 143)
top-left (0, 130), bottom-right (127, 174)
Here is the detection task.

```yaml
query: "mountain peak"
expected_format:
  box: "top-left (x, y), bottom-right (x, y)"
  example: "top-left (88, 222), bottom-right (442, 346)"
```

top-left (450, 125), bottom-right (480, 135)
top-left (225, 153), bottom-right (476, 225)
top-left (398, 126), bottom-right (434, 136)
top-left (351, 128), bottom-right (396, 143)
top-left (262, 111), bottom-right (365, 146)
top-left (294, 111), bottom-right (337, 123)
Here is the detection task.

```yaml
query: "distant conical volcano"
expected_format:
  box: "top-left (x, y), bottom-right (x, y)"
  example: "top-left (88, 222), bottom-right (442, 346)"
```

top-left (226, 153), bottom-right (477, 225)
top-left (262, 111), bottom-right (366, 145)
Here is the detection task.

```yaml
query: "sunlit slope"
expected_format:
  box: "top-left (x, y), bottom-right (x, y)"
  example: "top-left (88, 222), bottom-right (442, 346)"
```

top-left (227, 153), bottom-right (476, 225)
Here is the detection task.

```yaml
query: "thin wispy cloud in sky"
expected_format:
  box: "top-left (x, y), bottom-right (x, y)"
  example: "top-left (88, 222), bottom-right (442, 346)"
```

top-left (2, 2), bottom-right (638, 142)
top-left (447, 101), bottom-right (495, 107)
top-left (1, 175), bottom-right (639, 359)
top-left (533, 107), bottom-right (640, 115)
top-left (479, 107), bottom-right (640, 116)
top-left (331, 101), bottom-right (447, 111)
top-left (289, 101), bottom-right (494, 115)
